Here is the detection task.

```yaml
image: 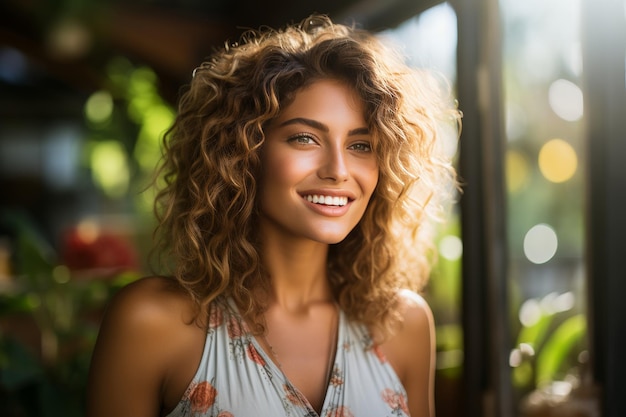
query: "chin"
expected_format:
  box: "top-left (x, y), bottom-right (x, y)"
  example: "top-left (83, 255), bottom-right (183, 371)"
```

top-left (322, 236), bottom-right (349, 245)
top-left (311, 229), bottom-right (354, 245)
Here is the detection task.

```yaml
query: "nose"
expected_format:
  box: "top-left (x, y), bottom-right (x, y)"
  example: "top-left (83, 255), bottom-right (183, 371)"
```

top-left (318, 145), bottom-right (349, 182)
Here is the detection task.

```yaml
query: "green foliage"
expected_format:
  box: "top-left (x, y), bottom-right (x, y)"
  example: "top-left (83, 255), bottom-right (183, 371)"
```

top-left (0, 212), bottom-right (138, 417)
top-left (511, 293), bottom-right (587, 390)
top-left (516, 312), bottom-right (552, 351)
top-left (429, 212), bottom-right (464, 379)
top-left (435, 324), bottom-right (463, 378)
top-left (535, 314), bottom-right (586, 386)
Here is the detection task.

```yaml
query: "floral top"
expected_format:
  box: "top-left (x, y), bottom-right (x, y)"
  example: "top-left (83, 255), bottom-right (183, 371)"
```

top-left (165, 300), bottom-right (410, 417)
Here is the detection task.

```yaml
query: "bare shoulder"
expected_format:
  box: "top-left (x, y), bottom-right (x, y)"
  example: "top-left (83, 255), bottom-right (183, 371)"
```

top-left (87, 276), bottom-right (204, 417)
top-left (95, 276), bottom-right (200, 348)
top-left (395, 289), bottom-right (435, 336)
top-left (103, 275), bottom-right (197, 326)
top-left (383, 289), bottom-right (435, 359)
top-left (381, 289), bottom-right (436, 417)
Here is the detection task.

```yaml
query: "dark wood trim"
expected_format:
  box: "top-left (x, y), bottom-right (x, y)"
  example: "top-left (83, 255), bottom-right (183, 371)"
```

top-left (452, 0), bottom-right (512, 415)
top-left (582, 1), bottom-right (626, 416)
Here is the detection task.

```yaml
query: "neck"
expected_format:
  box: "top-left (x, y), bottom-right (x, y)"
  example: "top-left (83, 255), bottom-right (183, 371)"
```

top-left (259, 231), bottom-right (333, 312)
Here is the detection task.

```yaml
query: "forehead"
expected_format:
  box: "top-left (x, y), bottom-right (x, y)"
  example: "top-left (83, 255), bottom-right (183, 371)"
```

top-left (274, 79), bottom-right (367, 126)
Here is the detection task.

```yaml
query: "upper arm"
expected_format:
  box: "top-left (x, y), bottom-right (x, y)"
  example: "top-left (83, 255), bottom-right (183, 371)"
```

top-left (86, 277), bottom-right (184, 417)
top-left (386, 290), bottom-right (436, 417)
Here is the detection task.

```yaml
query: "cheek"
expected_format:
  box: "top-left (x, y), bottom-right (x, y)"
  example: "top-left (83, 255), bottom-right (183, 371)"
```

top-left (264, 157), bottom-right (299, 187)
top-left (358, 164), bottom-right (380, 198)
top-left (261, 152), bottom-right (313, 197)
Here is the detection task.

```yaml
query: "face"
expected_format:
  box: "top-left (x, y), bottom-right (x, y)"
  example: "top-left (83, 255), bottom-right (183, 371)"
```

top-left (258, 79), bottom-right (379, 245)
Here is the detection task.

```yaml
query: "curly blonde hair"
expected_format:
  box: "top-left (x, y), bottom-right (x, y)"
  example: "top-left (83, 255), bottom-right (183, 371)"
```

top-left (154, 14), bottom-right (461, 336)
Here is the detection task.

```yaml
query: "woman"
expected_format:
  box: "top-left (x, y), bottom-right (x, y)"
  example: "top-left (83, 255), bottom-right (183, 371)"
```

top-left (87, 14), bottom-right (460, 417)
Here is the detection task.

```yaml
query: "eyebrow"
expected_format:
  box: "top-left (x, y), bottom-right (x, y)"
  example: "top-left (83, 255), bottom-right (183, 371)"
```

top-left (279, 117), bottom-right (369, 136)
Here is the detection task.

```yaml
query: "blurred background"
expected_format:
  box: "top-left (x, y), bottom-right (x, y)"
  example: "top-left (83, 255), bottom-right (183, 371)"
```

top-left (0, 0), bottom-right (624, 416)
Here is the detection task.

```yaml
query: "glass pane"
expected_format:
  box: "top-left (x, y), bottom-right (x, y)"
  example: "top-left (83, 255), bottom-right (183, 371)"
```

top-left (500, 1), bottom-right (593, 415)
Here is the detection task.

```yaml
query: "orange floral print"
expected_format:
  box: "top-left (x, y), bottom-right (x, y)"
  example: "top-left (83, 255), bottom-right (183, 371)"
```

top-left (217, 412), bottom-right (234, 417)
top-left (227, 316), bottom-right (246, 339)
top-left (325, 406), bottom-right (355, 417)
top-left (208, 306), bottom-right (224, 329)
top-left (246, 343), bottom-right (266, 366)
top-left (283, 383), bottom-right (308, 406)
top-left (371, 345), bottom-right (387, 363)
top-left (382, 388), bottom-right (409, 414)
top-left (188, 381), bottom-right (217, 413)
top-left (329, 366), bottom-right (344, 387)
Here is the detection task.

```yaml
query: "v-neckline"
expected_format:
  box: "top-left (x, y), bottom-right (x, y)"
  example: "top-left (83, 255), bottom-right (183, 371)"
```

top-left (244, 306), bottom-right (344, 416)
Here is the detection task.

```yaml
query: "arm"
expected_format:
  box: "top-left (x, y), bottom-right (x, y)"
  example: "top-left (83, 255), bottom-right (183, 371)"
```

top-left (86, 277), bottom-right (186, 417)
top-left (384, 290), bottom-right (436, 417)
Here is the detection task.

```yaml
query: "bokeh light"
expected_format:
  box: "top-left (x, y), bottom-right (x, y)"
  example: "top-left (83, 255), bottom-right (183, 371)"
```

top-left (519, 298), bottom-right (542, 327)
top-left (538, 138), bottom-right (578, 183)
top-left (0, 47), bottom-right (28, 84)
top-left (90, 141), bottom-right (130, 198)
top-left (85, 90), bottom-right (114, 125)
top-left (439, 235), bottom-right (463, 261)
top-left (506, 149), bottom-right (530, 192)
top-left (540, 291), bottom-right (575, 314)
top-left (548, 79), bottom-right (584, 121)
top-left (52, 265), bottom-right (71, 284)
top-left (46, 19), bottom-right (91, 59)
top-left (127, 67), bottom-right (159, 123)
top-left (76, 218), bottom-right (100, 243)
top-left (134, 104), bottom-right (175, 172)
top-left (523, 223), bottom-right (558, 264)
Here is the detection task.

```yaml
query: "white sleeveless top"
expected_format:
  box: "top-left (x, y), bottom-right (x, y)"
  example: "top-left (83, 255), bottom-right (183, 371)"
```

top-left (165, 301), bottom-right (410, 417)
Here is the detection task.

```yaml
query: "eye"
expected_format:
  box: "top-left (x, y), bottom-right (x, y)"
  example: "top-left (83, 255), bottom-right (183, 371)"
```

top-left (287, 133), bottom-right (317, 145)
top-left (349, 142), bottom-right (372, 152)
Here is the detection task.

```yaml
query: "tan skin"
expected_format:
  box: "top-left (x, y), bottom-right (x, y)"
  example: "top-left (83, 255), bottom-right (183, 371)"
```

top-left (86, 80), bottom-right (435, 417)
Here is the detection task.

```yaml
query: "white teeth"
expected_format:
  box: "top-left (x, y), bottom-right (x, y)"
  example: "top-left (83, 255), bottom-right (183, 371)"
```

top-left (304, 195), bottom-right (348, 206)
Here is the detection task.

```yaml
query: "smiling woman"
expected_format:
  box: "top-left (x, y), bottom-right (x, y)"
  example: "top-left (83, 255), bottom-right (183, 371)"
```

top-left (86, 14), bottom-right (461, 417)
top-left (260, 79), bottom-right (379, 244)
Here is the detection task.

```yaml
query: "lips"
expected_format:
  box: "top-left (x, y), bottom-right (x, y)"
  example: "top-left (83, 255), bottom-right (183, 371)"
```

top-left (303, 194), bottom-right (349, 207)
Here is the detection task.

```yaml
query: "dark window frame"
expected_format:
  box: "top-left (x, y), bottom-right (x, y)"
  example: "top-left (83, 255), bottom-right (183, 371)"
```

top-left (582, 1), bottom-right (626, 416)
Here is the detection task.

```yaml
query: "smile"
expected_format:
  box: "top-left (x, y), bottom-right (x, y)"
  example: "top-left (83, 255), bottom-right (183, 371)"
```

top-left (303, 195), bottom-right (349, 207)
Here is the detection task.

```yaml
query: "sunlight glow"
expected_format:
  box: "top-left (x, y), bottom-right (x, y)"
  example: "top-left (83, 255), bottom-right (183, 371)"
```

top-left (379, 3), bottom-right (457, 79)
top-left (439, 235), bottom-right (463, 261)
